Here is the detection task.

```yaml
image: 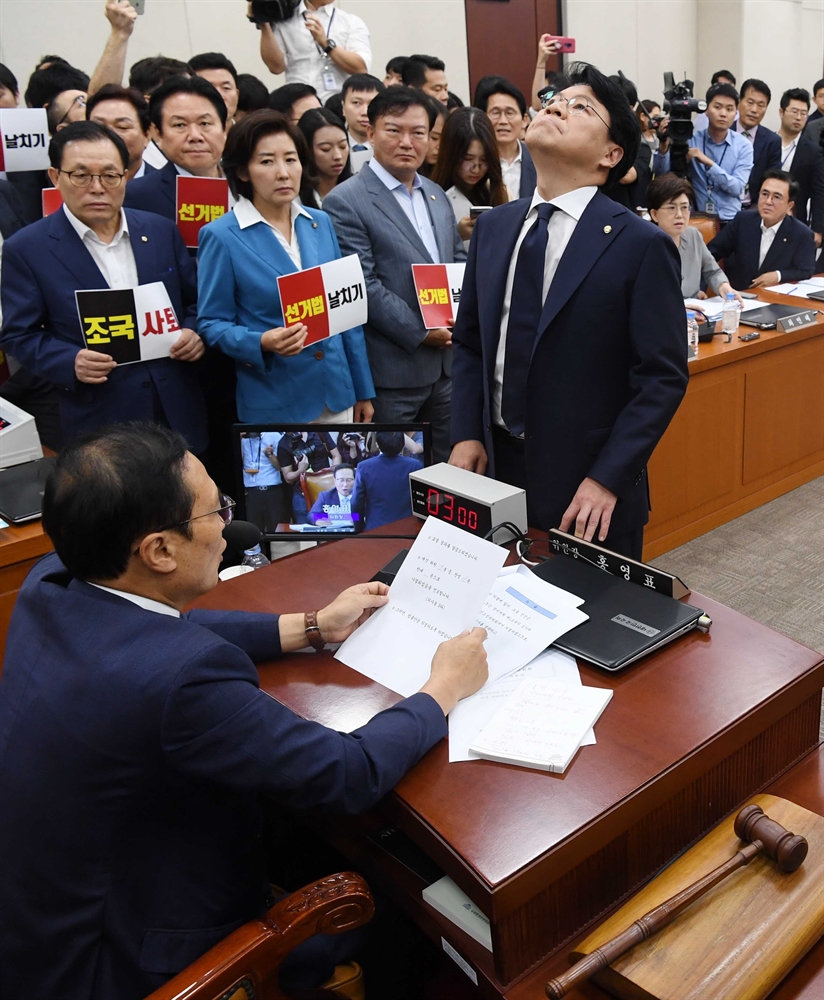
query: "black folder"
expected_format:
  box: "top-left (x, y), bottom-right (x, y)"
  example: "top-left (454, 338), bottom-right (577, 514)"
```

top-left (531, 556), bottom-right (703, 672)
top-left (0, 457), bottom-right (55, 524)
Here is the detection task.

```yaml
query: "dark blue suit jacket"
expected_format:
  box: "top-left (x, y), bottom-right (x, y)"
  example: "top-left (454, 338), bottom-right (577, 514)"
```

top-left (0, 553), bottom-right (446, 998)
top-left (351, 453), bottom-right (423, 530)
top-left (309, 486), bottom-right (349, 523)
top-left (124, 159), bottom-right (178, 221)
top-left (0, 207), bottom-right (208, 452)
top-left (451, 191), bottom-right (689, 540)
top-left (0, 179), bottom-right (28, 238)
top-left (519, 142), bottom-right (537, 198)
top-left (746, 125), bottom-right (781, 207)
top-left (707, 210), bottom-right (816, 289)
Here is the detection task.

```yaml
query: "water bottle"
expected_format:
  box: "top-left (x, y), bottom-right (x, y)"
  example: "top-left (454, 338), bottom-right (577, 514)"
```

top-left (721, 292), bottom-right (741, 342)
top-left (686, 311), bottom-right (699, 355)
top-left (241, 544), bottom-right (270, 570)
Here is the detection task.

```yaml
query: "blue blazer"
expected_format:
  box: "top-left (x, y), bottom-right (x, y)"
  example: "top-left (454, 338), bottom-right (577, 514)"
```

top-left (0, 179), bottom-right (28, 238)
top-left (707, 209), bottom-right (816, 289)
top-left (0, 208), bottom-right (208, 452)
top-left (0, 553), bottom-right (446, 998)
top-left (451, 192), bottom-right (689, 541)
top-left (123, 158), bottom-right (177, 221)
top-left (746, 126), bottom-right (781, 208)
top-left (196, 204), bottom-right (374, 423)
top-left (351, 452), bottom-right (423, 530)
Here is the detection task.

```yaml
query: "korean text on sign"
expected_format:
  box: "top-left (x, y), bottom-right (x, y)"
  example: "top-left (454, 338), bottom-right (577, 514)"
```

top-left (412, 263), bottom-right (466, 329)
top-left (175, 175), bottom-right (230, 248)
top-left (277, 254), bottom-right (367, 348)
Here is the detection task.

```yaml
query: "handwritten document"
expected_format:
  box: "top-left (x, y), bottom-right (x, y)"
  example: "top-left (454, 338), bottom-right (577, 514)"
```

top-left (336, 518), bottom-right (506, 697)
top-left (469, 678), bottom-right (612, 773)
top-left (448, 647), bottom-right (588, 763)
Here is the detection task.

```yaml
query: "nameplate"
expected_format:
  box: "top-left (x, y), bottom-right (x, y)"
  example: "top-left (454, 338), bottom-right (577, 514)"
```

top-left (547, 529), bottom-right (690, 599)
top-left (777, 309), bottom-right (819, 333)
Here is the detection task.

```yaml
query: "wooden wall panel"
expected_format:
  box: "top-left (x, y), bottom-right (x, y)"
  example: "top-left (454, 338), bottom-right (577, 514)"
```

top-left (742, 340), bottom-right (824, 485)
top-left (464, 0), bottom-right (562, 106)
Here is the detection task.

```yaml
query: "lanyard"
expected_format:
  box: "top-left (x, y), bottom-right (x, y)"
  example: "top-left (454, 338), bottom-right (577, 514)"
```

top-left (702, 133), bottom-right (729, 171)
top-left (307, 5), bottom-right (335, 57)
top-left (781, 140), bottom-right (797, 168)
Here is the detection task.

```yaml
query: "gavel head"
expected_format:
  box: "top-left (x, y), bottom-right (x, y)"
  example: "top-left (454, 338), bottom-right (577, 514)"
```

top-left (734, 804), bottom-right (808, 873)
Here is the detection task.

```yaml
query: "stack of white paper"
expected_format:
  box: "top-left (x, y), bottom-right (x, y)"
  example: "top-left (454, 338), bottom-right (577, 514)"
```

top-left (469, 678), bottom-right (612, 773)
top-left (684, 297), bottom-right (765, 321)
top-left (764, 279), bottom-right (824, 298)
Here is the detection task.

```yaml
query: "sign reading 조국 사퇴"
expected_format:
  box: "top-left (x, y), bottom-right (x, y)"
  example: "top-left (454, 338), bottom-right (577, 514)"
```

top-left (277, 254), bottom-right (367, 347)
top-left (0, 109), bottom-right (50, 172)
top-left (175, 175), bottom-right (230, 248)
top-left (412, 263), bottom-right (465, 329)
top-left (75, 282), bottom-right (183, 365)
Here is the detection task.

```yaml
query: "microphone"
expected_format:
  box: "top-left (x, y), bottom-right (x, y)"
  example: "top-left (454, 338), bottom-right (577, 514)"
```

top-left (222, 519), bottom-right (262, 554)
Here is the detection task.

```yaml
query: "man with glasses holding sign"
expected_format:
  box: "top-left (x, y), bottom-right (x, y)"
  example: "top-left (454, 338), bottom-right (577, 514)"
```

top-left (0, 120), bottom-right (208, 452)
top-left (450, 63), bottom-right (688, 560)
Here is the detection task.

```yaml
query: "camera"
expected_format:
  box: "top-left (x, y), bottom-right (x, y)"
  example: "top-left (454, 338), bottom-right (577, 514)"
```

top-left (247, 0), bottom-right (301, 25)
top-left (661, 72), bottom-right (707, 177)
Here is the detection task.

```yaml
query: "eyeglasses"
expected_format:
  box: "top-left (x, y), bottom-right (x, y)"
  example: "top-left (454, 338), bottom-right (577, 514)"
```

top-left (56, 93), bottom-right (86, 127)
top-left (58, 169), bottom-right (126, 189)
top-left (658, 202), bottom-right (691, 216)
top-left (173, 494), bottom-right (236, 529)
top-left (541, 94), bottom-right (611, 131)
top-left (487, 107), bottom-right (522, 121)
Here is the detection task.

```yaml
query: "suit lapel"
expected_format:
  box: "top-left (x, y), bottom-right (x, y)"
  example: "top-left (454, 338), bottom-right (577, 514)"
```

top-left (160, 161), bottom-right (178, 215)
top-left (761, 215), bottom-right (792, 272)
top-left (295, 213), bottom-right (321, 270)
top-left (481, 201), bottom-right (530, 365)
top-left (126, 211), bottom-right (156, 284)
top-left (233, 219), bottom-right (299, 275)
top-left (47, 210), bottom-right (108, 288)
top-left (533, 193), bottom-right (626, 348)
top-left (420, 178), bottom-right (451, 262)
top-left (362, 166), bottom-right (433, 262)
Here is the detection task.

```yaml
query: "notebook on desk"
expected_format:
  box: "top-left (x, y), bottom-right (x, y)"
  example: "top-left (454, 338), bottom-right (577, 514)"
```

top-left (531, 556), bottom-right (703, 672)
top-left (0, 457), bottom-right (54, 524)
top-left (737, 303), bottom-right (817, 330)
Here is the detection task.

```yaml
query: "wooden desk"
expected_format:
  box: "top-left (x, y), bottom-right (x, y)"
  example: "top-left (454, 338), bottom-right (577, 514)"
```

top-left (190, 519), bottom-right (824, 994)
top-left (644, 290), bottom-right (824, 559)
top-left (0, 519), bottom-right (51, 667)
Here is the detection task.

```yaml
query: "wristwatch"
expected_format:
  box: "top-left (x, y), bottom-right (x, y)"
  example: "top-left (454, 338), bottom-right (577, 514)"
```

top-left (304, 610), bottom-right (326, 651)
top-left (324, 39), bottom-right (337, 55)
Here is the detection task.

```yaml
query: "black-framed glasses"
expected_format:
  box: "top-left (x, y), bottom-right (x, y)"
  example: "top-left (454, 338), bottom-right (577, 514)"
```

top-left (56, 93), bottom-right (87, 127)
top-left (58, 169), bottom-right (126, 189)
top-left (174, 494), bottom-right (236, 529)
top-left (541, 94), bottom-right (611, 132)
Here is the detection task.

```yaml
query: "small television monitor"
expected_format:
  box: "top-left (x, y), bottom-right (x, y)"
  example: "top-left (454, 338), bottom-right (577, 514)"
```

top-left (232, 422), bottom-right (432, 541)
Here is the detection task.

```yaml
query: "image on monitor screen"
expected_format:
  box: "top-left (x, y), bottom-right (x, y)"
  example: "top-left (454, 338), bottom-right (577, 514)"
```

top-left (233, 423), bottom-right (432, 540)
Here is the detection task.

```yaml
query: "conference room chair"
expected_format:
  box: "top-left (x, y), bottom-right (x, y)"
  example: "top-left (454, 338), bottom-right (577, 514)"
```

top-left (301, 469), bottom-right (337, 510)
top-left (144, 872), bottom-right (374, 1000)
top-left (689, 213), bottom-right (721, 245)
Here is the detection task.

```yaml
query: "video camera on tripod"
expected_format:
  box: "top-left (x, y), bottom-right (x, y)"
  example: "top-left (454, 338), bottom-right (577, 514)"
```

top-left (661, 72), bottom-right (707, 177)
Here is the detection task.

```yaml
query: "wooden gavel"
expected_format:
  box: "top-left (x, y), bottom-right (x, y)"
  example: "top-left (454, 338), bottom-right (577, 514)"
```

top-left (545, 804), bottom-right (808, 999)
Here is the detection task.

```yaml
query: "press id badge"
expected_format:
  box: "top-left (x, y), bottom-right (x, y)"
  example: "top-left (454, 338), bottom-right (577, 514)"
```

top-left (322, 66), bottom-right (337, 92)
top-left (705, 197), bottom-right (716, 214)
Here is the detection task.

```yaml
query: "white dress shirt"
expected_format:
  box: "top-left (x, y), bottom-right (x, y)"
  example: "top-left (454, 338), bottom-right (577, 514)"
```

top-left (88, 583), bottom-right (181, 618)
top-left (63, 204), bottom-right (139, 289)
top-left (758, 218), bottom-right (781, 281)
top-left (501, 146), bottom-right (523, 202)
top-left (348, 133), bottom-right (372, 175)
top-left (369, 157), bottom-right (440, 263)
top-left (781, 137), bottom-right (799, 171)
top-left (142, 140), bottom-right (167, 170)
top-left (233, 195), bottom-right (314, 269)
top-left (493, 185), bottom-right (598, 430)
top-left (273, 0), bottom-right (372, 101)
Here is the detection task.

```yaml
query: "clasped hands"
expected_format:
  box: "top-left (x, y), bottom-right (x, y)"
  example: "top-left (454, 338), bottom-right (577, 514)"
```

top-left (278, 582), bottom-right (489, 715)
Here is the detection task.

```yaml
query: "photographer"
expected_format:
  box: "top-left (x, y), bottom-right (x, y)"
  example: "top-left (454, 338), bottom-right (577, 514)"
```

top-left (655, 83), bottom-right (753, 222)
top-left (250, 0), bottom-right (372, 103)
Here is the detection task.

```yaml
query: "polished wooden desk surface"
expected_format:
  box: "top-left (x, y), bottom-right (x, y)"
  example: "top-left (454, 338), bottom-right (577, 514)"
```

top-left (191, 518), bottom-right (824, 988)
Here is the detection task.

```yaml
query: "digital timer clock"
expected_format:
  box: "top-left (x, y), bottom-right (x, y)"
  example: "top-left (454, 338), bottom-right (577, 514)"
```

top-left (409, 463), bottom-right (527, 543)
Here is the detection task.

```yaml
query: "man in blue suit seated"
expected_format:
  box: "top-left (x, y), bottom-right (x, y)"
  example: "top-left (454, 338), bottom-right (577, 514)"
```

top-left (708, 169), bottom-right (816, 289)
top-left (351, 431), bottom-right (423, 530)
top-left (449, 63), bottom-right (689, 560)
top-left (0, 121), bottom-right (208, 452)
top-left (0, 422), bottom-right (488, 999)
top-left (309, 462), bottom-right (358, 526)
top-left (124, 74), bottom-right (231, 222)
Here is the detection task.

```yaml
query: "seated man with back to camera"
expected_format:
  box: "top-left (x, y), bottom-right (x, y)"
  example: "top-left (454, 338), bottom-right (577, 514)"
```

top-left (0, 422), bottom-right (488, 999)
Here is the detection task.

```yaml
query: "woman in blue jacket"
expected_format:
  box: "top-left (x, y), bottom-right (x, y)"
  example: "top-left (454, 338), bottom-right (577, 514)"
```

top-left (197, 110), bottom-right (374, 424)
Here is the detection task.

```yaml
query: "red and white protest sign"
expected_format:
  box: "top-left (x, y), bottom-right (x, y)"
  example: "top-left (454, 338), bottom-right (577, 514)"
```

top-left (175, 175), bottom-right (229, 248)
top-left (412, 263), bottom-right (465, 329)
top-left (75, 281), bottom-right (185, 365)
top-left (42, 188), bottom-right (63, 217)
top-left (277, 254), bottom-right (367, 347)
top-left (0, 109), bottom-right (50, 172)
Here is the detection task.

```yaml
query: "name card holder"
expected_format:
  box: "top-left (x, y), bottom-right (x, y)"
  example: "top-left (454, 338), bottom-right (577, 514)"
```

top-left (777, 308), bottom-right (819, 333)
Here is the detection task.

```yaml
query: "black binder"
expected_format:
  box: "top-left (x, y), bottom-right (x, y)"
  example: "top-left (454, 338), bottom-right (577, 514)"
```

top-left (0, 457), bottom-right (55, 524)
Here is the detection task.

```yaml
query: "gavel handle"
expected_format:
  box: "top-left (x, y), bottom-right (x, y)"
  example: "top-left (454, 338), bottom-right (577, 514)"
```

top-left (545, 842), bottom-right (762, 1000)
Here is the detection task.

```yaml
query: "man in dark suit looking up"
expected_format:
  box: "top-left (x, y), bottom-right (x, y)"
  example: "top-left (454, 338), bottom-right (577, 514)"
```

top-left (708, 169), bottom-right (816, 289)
top-left (474, 77), bottom-right (537, 201)
top-left (0, 422), bottom-right (488, 998)
top-left (736, 79), bottom-right (781, 209)
top-left (124, 74), bottom-right (230, 221)
top-left (449, 63), bottom-right (689, 560)
top-left (323, 87), bottom-right (465, 463)
top-left (776, 88), bottom-right (824, 248)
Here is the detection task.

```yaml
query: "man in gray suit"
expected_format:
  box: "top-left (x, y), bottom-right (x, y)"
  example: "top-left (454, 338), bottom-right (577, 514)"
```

top-left (324, 87), bottom-right (466, 462)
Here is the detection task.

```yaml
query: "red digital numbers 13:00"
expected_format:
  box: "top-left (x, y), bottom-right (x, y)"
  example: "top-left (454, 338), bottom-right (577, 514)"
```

top-left (426, 488), bottom-right (478, 530)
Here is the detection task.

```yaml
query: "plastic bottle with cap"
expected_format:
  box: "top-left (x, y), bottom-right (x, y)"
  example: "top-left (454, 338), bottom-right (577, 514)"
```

top-left (686, 311), bottom-right (699, 356)
top-left (721, 292), bottom-right (741, 342)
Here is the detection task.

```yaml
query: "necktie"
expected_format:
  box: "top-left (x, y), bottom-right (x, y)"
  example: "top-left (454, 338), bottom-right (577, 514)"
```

top-left (742, 130), bottom-right (752, 140)
top-left (352, 144), bottom-right (368, 151)
top-left (501, 202), bottom-right (556, 436)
